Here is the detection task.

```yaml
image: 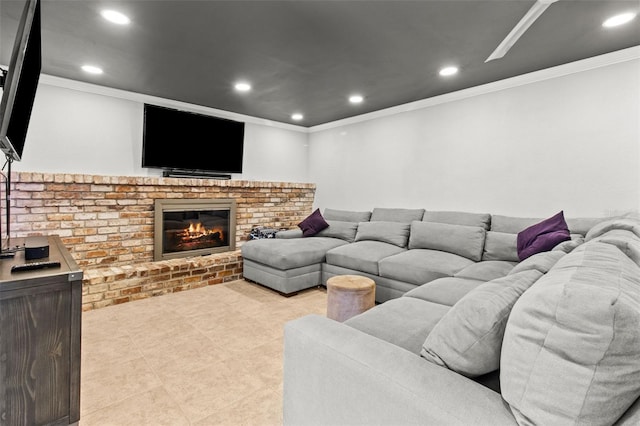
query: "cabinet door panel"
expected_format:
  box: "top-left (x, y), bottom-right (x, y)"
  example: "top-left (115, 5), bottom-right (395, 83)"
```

top-left (0, 288), bottom-right (71, 425)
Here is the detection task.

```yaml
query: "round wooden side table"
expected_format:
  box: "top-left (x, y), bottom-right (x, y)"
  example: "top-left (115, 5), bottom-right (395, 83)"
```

top-left (326, 275), bottom-right (376, 322)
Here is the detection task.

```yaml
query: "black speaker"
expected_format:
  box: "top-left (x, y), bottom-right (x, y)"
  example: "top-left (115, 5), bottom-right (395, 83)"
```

top-left (25, 236), bottom-right (49, 260)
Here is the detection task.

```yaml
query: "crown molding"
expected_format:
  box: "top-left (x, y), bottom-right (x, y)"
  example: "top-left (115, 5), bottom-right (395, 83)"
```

top-left (309, 45), bottom-right (640, 133)
top-left (27, 45), bottom-right (640, 135)
top-left (36, 74), bottom-right (308, 133)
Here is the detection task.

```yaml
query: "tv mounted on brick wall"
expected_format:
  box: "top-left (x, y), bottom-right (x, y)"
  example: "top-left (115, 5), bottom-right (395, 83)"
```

top-left (142, 104), bottom-right (245, 178)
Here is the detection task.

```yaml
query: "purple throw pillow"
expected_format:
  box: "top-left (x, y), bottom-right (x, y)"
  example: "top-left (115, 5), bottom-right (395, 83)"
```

top-left (298, 208), bottom-right (329, 237)
top-left (517, 211), bottom-right (570, 261)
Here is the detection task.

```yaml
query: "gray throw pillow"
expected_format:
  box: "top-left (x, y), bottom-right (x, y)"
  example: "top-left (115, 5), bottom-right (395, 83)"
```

top-left (354, 221), bottom-right (410, 248)
top-left (323, 208), bottom-right (372, 223)
top-left (482, 231), bottom-right (519, 262)
top-left (409, 221), bottom-right (486, 262)
top-left (315, 220), bottom-right (359, 243)
top-left (421, 270), bottom-right (543, 377)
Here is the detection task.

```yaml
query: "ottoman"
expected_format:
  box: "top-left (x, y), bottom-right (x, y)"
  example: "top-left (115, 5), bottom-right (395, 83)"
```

top-left (326, 275), bottom-right (376, 322)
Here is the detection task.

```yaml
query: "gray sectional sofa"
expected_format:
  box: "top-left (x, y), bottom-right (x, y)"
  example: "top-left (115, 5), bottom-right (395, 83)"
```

top-left (283, 217), bottom-right (640, 425)
top-left (241, 207), bottom-right (596, 301)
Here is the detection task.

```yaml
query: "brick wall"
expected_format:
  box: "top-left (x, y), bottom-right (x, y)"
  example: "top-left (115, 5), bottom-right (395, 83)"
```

top-left (5, 172), bottom-right (316, 310)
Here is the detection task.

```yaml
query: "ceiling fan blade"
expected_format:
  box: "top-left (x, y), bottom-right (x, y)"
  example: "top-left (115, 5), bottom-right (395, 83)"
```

top-left (485, 0), bottom-right (559, 62)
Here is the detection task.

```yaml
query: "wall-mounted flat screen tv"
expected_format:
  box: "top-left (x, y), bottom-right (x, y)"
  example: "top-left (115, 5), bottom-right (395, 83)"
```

top-left (142, 104), bottom-right (245, 174)
top-left (0, 0), bottom-right (41, 162)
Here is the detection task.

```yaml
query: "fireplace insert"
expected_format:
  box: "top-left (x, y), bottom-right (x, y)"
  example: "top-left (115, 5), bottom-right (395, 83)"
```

top-left (154, 199), bottom-right (236, 261)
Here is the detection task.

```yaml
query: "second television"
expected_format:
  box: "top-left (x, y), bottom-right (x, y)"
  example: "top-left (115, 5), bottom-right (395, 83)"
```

top-left (142, 104), bottom-right (245, 175)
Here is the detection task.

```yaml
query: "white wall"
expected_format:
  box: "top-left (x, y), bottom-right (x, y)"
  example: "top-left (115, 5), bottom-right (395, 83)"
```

top-left (14, 83), bottom-right (310, 182)
top-left (308, 58), bottom-right (640, 218)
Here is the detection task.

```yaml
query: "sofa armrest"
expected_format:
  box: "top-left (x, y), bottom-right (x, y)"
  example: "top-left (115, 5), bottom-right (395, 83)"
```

top-left (284, 314), bottom-right (517, 426)
top-left (276, 229), bottom-right (303, 239)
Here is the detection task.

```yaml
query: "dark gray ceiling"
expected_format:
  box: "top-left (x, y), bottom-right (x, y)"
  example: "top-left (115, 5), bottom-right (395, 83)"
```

top-left (1, 0), bottom-right (639, 127)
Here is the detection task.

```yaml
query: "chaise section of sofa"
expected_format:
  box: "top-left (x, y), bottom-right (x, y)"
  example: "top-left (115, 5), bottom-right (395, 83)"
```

top-left (241, 208), bottom-right (371, 295)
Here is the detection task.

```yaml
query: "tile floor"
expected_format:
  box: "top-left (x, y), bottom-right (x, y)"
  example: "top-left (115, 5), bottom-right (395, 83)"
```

top-left (80, 279), bottom-right (327, 425)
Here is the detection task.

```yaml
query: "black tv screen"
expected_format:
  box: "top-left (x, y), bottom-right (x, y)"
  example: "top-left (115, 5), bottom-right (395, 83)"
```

top-left (0, 0), bottom-right (41, 162)
top-left (142, 104), bottom-right (245, 174)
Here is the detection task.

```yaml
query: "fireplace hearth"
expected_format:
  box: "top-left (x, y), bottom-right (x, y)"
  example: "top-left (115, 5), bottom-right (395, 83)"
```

top-left (154, 199), bottom-right (236, 261)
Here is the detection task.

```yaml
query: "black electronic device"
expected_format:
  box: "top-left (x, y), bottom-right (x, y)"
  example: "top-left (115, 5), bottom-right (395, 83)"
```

top-left (11, 260), bottom-right (61, 273)
top-left (25, 235), bottom-right (49, 260)
top-left (0, 0), bottom-right (41, 162)
top-left (142, 104), bottom-right (245, 175)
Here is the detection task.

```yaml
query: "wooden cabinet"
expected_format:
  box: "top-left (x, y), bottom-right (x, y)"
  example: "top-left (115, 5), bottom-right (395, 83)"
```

top-left (0, 236), bottom-right (82, 425)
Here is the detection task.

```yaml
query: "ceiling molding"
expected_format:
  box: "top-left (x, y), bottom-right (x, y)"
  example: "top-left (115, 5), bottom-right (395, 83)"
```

top-left (309, 45), bottom-right (640, 133)
top-left (35, 74), bottom-right (308, 133)
top-left (26, 45), bottom-right (640, 135)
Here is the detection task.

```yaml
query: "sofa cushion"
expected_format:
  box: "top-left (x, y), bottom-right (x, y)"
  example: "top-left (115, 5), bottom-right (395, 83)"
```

top-left (323, 208), bottom-right (371, 223)
top-left (345, 297), bottom-right (450, 354)
top-left (552, 234), bottom-right (584, 253)
top-left (422, 211), bottom-right (491, 230)
top-left (490, 215), bottom-right (541, 234)
top-left (370, 208), bottom-right (425, 223)
top-left (379, 249), bottom-right (474, 285)
top-left (481, 231), bottom-right (519, 262)
top-left (325, 240), bottom-right (406, 275)
top-left (508, 250), bottom-right (565, 275)
top-left (403, 277), bottom-right (484, 306)
top-left (298, 208), bottom-right (329, 237)
top-left (501, 242), bottom-right (640, 425)
top-left (315, 220), bottom-right (359, 243)
top-left (241, 237), bottom-right (348, 270)
top-left (421, 270), bottom-right (543, 378)
top-left (408, 221), bottom-right (486, 262)
top-left (454, 261), bottom-right (516, 281)
top-left (355, 221), bottom-right (410, 248)
top-left (516, 211), bottom-right (570, 261)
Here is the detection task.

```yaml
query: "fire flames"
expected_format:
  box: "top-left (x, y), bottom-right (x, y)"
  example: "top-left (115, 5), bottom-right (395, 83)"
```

top-left (181, 222), bottom-right (225, 241)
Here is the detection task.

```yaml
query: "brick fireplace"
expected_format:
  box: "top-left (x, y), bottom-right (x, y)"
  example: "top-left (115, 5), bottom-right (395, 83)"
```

top-left (6, 172), bottom-right (316, 310)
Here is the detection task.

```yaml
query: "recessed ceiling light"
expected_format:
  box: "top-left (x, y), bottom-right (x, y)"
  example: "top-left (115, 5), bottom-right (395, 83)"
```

top-left (602, 12), bottom-right (637, 28)
top-left (100, 10), bottom-right (130, 25)
top-left (439, 66), bottom-right (459, 77)
top-left (81, 65), bottom-right (103, 75)
top-left (291, 113), bottom-right (304, 121)
top-left (349, 94), bottom-right (364, 104)
top-left (234, 82), bottom-right (252, 92)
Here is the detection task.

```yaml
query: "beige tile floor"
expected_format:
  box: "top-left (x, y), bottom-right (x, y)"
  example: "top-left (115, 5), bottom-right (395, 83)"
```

top-left (80, 279), bottom-right (327, 425)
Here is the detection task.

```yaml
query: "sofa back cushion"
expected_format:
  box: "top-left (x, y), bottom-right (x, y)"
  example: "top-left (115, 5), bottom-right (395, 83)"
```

top-left (422, 211), bottom-right (491, 230)
top-left (370, 208), bottom-right (425, 223)
top-left (491, 214), bottom-right (605, 236)
top-left (323, 208), bottom-right (372, 223)
top-left (421, 270), bottom-right (543, 377)
top-left (481, 231), bottom-right (519, 262)
top-left (315, 220), bottom-right (359, 243)
top-left (355, 221), bottom-right (411, 248)
top-left (501, 241), bottom-right (640, 425)
top-left (409, 221), bottom-right (486, 262)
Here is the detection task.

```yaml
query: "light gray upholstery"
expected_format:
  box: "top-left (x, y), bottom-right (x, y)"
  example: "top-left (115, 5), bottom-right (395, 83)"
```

top-left (354, 221), bottom-right (411, 247)
top-left (379, 249), bottom-right (473, 285)
top-left (408, 221), bottom-right (486, 261)
top-left (454, 260), bottom-right (516, 281)
top-left (404, 277), bottom-right (484, 306)
top-left (370, 207), bottom-right (425, 222)
top-left (423, 211), bottom-right (491, 230)
top-left (323, 208), bottom-right (371, 222)
top-left (482, 231), bottom-right (519, 262)
top-left (284, 315), bottom-right (517, 426)
top-left (242, 259), bottom-right (322, 294)
top-left (242, 237), bottom-right (347, 270)
top-left (276, 229), bottom-right (303, 239)
top-left (314, 220), bottom-right (359, 242)
top-left (325, 240), bottom-right (406, 275)
top-left (346, 297), bottom-right (450, 354)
